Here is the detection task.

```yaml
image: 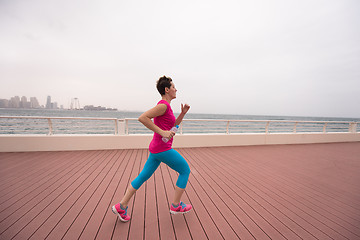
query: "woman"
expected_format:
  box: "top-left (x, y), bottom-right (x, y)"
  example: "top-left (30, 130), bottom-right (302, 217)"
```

top-left (112, 76), bottom-right (192, 222)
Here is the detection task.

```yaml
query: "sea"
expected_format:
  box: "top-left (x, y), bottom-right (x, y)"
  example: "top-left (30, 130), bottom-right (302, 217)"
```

top-left (1, 108), bottom-right (359, 135)
top-left (2, 108), bottom-right (360, 121)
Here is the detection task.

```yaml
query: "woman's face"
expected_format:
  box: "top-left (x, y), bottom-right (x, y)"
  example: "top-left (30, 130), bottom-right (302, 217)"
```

top-left (167, 82), bottom-right (177, 99)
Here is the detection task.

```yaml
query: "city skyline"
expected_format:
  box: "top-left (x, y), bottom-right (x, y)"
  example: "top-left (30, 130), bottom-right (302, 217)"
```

top-left (0, 95), bottom-right (59, 109)
top-left (0, 95), bottom-right (117, 110)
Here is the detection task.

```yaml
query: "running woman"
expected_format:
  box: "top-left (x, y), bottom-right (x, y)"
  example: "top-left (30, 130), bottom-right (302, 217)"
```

top-left (112, 76), bottom-right (192, 222)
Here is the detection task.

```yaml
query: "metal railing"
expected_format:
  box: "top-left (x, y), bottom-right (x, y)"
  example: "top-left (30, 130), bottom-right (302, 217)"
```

top-left (0, 116), bottom-right (359, 135)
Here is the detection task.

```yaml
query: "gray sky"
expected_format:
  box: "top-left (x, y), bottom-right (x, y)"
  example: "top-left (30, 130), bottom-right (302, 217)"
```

top-left (1, 0), bottom-right (360, 118)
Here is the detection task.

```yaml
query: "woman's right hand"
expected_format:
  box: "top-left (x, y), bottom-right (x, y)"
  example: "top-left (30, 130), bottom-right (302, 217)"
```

top-left (161, 130), bottom-right (176, 139)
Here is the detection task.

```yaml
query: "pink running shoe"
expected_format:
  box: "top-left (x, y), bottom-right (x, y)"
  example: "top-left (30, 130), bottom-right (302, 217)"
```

top-left (170, 201), bottom-right (192, 214)
top-left (112, 203), bottom-right (131, 222)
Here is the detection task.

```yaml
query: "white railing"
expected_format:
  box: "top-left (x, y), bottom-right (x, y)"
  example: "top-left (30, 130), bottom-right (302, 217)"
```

top-left (0, 116), bottom-right (359, 135)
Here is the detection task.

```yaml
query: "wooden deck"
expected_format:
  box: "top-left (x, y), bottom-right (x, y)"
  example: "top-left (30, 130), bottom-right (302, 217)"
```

top-left (0, 142), bottom-right (360, 240)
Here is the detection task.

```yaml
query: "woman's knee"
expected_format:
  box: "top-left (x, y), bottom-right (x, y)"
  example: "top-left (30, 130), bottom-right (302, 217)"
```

top-left (183, 164), bottom-right (190, 176)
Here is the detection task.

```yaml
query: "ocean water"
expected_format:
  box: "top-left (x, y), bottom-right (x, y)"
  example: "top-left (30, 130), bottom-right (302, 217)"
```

top-left (1, 108), bottom-right (359, 135)
top-left (1, 108), bottom-right (359, 121)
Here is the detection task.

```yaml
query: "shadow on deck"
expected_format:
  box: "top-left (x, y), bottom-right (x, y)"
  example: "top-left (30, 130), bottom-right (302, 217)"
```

top-left (0, 142), bottom-right (360, 240)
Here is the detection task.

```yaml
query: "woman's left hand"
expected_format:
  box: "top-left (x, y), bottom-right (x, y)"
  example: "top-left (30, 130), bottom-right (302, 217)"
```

top-left (181, 103), bottom-right (190, 114)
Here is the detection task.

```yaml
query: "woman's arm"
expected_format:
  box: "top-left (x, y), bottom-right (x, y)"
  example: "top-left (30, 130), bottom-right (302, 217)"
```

top-left (138, 104), bottom-right (175, 139)
top-left (175, 103), bottom-right (190, 126)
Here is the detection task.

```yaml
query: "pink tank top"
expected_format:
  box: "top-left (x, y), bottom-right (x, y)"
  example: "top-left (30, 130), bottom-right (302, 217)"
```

top-left (149, 100), bottom-right (176, 153)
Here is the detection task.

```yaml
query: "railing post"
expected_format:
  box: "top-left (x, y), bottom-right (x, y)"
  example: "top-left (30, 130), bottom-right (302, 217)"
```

top-left (265, 122), bottom-right (270, 134)
top-left (118, 119), bottom-right (125, 135)
top-left (323, 123), bottom-right (328, 133)
top-left (293, 122), bottom-right (298, 133)
top-left (349, 122), bottom-right (357, 133)
top-left (114, 119), bottom-right (119, 135)
top-left (226, 121), bottom-right (230, 134)
top-left (125, 119), bottom-right (129, 135)
top-left (47, 118), bottom-right (53, 135)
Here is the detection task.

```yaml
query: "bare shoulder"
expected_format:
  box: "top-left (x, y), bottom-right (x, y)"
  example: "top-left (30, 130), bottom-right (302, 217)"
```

top-left (156, 103), bottom-right (167, 112)
top-left (141, 103), bottom-right (167, 119)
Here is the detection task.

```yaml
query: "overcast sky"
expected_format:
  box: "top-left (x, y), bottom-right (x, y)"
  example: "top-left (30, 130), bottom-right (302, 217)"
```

top-left (1, 0), bottom-right (359, 118)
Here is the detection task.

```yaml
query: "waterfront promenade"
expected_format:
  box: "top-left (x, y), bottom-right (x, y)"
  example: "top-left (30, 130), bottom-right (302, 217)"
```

top-left (0, 142), bottom-right (360, 239)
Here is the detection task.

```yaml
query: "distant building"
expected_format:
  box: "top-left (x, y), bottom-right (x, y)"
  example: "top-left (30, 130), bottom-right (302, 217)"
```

top-left (9, 96), bottom-right (20, 108)
top-left (0, 96), bottom-right (41, 109)
top-left (52, 102), bottom-right (58, 109)
top-left (20, 96), bottom-right (27, 107)
top-left (30, 97), bottom-right (40, 108)
top-left (0, 99), bottom-right (9, 108)
top-left (46, 96), bottom-right (52, 109)
top-left (20, 96), bottom-right (31, 108)
top-left (84, 105), bottom-right (117, 111)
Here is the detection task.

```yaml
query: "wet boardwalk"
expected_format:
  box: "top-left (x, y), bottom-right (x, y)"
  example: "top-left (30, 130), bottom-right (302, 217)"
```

top-left (0, 142), bottom-right (360, 240)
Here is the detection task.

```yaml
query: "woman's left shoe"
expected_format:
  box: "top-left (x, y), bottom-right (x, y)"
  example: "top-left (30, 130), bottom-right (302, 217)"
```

top-left (112, 203), bottom-right (131, 222)
top-left (170, 201), bottom-right (192, 214)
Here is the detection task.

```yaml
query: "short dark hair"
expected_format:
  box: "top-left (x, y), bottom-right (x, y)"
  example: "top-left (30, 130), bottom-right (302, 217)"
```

top-left (156, 76), bottom-right (172, 96)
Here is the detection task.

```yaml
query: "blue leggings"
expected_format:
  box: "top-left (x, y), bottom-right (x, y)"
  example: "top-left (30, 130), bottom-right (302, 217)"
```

top-left (131, 149), bottom-right (190, 190)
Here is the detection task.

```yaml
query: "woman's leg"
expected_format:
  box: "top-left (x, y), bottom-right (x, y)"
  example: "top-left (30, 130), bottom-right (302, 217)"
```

top-left (157, 149), bottom-right (191, 205)
top-left (173, 186), bottom-right (185, 205)
top-left (120, 185), bottom-right (137, 208)
top-left (120, 153), bottom-right (160, 208)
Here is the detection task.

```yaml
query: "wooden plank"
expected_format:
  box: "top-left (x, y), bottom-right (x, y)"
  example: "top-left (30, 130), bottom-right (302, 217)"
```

top-left (0, 152), bottom-right (71, 186)
top-left (144, 151), bottom-right (160, 240)
top-left (0, 151), bottom-right (68, 191)
top-left (208, 145), bottom-right (360, 239)
top-left (19, 150), bottom-right (112, 240)
top-left (155, 163), bottom-right (176, 239)
top-left (168, 149), bottom-right (208, 240)
top-left (0, 152), bottom-right (51, 177)
top-left (0, 151), bottom-right (88, 224)
top-left (245, 144), bottom-right (360, 239)
top-left (253, 144), bottom-right (360, 199)
top-left (95, 149), bottom-right (137, 240)
top-left (0, 150), bottom-right (104, 240)
top-left (184, 147), bottom-right (290, 240)
top-left (210, 145), bottom-right (338, 237)
top-left (43, 150), bottom-right (119, 240)
top-left (258, 145), bottom-right (360, 239)
top-left (0, 151), bottom-right (85, 214)
top-left (195, 147), bottom-right (314, 240)
top-left (254, 144), bottom-right (360, 200)
top-left (236, 145), bottom-right (360, 223)
top-left (172, 149), bottom-right (222, 240)
top-left (182, 148), bottom-right (272, 240)
top-left (127, 149), bottom-right (147, 239)
top-left (60, 150), bottom-right (125, 239)
top-left (112, 149), bottom-right (143, 239)
top-left (77, 149), bottom-right (129, 240)
top-left (205, 146), bottom-right (331, 239)
top-left (160, 160), bottom-right (192, 240)
top-left (179, 148), bottom-right (242, 240)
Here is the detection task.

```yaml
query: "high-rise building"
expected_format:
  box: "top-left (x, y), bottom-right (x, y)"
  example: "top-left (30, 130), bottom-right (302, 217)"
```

top-left (0, 99), bottom-right (9, 108)
top-left (52, 102), bottom-right (58, 109)
top-left (30, 97), bottom-right (40, 108)
top-left (46, 96), bottom-right (52, 109)
top-left (20, 96), bottom-right (31, 108)
top-left (10, 96), bottom-right (20, 108)
top-left (1, 96), bottom-right (43, 108)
